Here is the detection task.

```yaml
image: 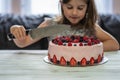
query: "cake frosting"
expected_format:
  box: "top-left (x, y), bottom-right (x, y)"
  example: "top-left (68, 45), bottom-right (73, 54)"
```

top-left (48, 35), bottom-right (104, 66)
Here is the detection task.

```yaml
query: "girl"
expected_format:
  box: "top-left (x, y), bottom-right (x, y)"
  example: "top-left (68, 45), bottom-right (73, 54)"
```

top-left (10, 0), bottom-right (119, 51)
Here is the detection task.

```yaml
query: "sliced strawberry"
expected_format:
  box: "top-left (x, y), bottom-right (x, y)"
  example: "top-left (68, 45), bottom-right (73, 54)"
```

top-left (97, 55), bottom-right (102, 63)
top-left (53, 55), bottom-right (57, 64)
top-left (48, 53), bottom-right (50, 60)
top-left (60, 57), bottom-right (66, 66)
top-left (65, 36), bottom-right (71, 42)
top-left (70, 57), bottom-right (77, 66)
top-left (73, 39), bottom-right (79, 43)
top-left (81, 58), bottom-right (87, 66)
top-left (90, 57), bottom-right (95, 65)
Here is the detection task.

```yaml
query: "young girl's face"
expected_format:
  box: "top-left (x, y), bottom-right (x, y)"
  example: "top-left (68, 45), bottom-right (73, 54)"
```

top-left (62, 0), bottom-right (87, 25)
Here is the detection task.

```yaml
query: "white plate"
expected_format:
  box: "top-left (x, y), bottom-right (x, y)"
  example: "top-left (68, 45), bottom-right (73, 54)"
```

top-left (43, 56), bottom-right (108, 66)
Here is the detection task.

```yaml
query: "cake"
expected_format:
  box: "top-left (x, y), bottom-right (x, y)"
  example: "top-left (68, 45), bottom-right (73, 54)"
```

top-left (48, 35), bottom-right (104, 66)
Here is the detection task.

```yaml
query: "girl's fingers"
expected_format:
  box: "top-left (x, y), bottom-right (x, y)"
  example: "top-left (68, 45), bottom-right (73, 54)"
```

top-left (19, 26), bottom-right (26, 39)
top-left (13, 29), bottom-right (20, 40)
top-left (11, 25), bottom-right (26, 40)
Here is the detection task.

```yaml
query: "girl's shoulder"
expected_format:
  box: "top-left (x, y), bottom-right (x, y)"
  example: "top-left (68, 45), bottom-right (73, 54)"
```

top-left (94, 23), bottom-right (104, 32)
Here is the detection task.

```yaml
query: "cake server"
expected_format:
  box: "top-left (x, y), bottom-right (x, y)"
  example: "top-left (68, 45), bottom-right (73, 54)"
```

top-left (7, 24), bottom-right (71, 41)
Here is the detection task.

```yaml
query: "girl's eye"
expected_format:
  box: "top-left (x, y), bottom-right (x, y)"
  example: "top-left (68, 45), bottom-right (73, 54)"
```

top-left (78, 7), bottom-right (83, 10)
top-left (67, 6), bottom-right (73, 9)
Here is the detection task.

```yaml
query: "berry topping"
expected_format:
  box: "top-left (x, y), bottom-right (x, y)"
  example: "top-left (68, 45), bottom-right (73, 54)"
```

top-left (52, 35), bottom-right (101, 46)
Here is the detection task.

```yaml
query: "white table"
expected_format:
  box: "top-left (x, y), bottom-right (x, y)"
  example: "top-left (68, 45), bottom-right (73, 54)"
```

top-left (0, 50), bottom-right (120, 80)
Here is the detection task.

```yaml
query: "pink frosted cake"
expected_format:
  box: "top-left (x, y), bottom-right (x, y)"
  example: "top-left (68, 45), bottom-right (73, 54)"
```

top-left (48, 35), bottom-right (104, 66)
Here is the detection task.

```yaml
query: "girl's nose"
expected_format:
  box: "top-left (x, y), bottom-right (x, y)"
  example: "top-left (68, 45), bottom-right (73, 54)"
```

top-left (72, 9), bottom-right (78, 15)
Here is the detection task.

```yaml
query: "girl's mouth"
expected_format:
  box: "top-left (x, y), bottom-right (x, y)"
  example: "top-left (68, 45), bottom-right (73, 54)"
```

top-left (70, 16), bottom-right (79, 20)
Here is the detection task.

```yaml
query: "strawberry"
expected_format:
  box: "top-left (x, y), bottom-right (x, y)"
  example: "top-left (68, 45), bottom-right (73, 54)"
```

top-left (60, 57), bottom-right (66, 66)
top-left (90, 57), bottom-right (94, 65)
top-left (70, 57), bottom-right (77, 66)
top-left (65, 36), bottom-right (71, 42)
top-left (53, 55), bottom-right (57, 64)
top-left (73, 39), bottom-right (79, 43)
top-left (97, 55), bottom-right (102, 63)
top-left (81, 58), bottom-right (87, 66)
top-left (48, 53), bottom-right (51, 60)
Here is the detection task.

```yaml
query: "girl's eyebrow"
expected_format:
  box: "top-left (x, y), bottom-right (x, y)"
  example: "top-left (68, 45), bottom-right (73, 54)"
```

top-left (78, 5), bottom-right (86, 7)
top-left (66, 3), bottom-right (86, 7)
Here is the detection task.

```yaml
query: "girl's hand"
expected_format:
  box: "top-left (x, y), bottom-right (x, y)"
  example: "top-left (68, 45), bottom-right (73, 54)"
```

top-left (10, 25), bottom-right (26, 41)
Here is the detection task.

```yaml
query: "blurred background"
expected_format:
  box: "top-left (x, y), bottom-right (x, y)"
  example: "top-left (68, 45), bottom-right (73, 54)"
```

top-left (0, 0), bottom-right (120, 15)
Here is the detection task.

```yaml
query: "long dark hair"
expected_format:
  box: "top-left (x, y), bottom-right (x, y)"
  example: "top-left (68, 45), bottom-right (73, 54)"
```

top-left (58, 0), bottom-right (98, 36)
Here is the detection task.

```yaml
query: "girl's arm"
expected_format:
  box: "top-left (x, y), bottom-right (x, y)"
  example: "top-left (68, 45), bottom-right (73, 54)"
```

top-left (10, 20), bottom-right (49, 48)
top-left (95, 24), bottom-right (119, 51)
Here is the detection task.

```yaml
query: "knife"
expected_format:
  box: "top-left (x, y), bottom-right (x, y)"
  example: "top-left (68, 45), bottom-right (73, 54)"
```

top-left (7, 24), bottom-right (71, 41)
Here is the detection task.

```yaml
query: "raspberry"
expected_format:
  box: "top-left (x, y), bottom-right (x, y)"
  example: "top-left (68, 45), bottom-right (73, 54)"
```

top-left (68, 42), bottom-right (72, 46)
top-left (79, 42), bottom-right (83, 46)
top-left (58, 41), bottom-right (63, 45)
